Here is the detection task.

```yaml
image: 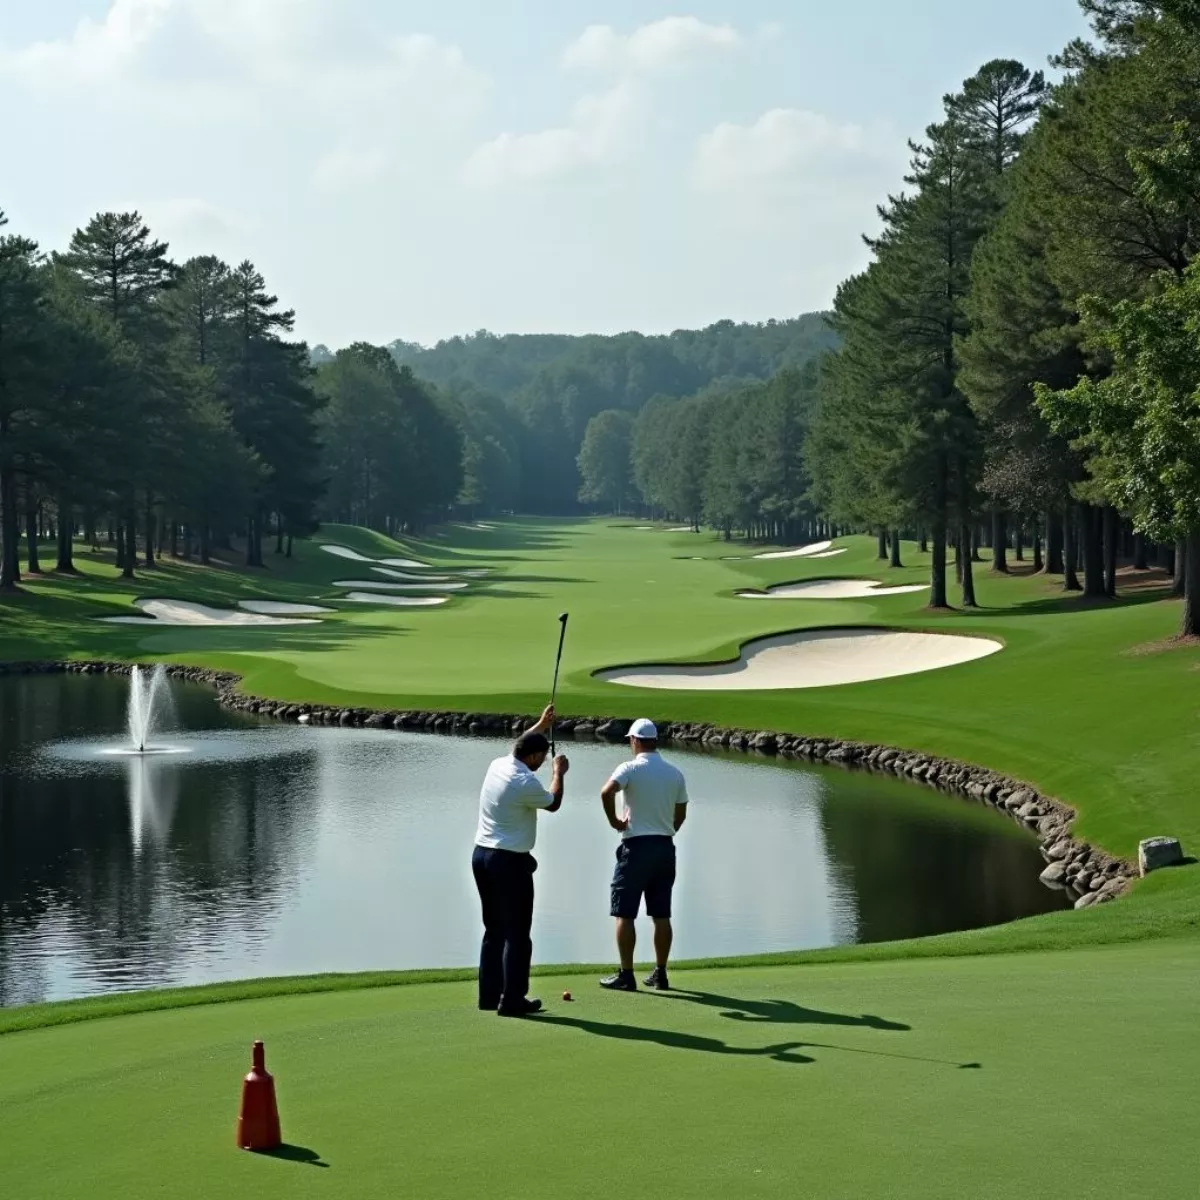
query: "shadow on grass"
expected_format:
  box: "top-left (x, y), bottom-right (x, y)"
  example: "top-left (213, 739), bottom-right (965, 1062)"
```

top-left (656, 989), bottom-right (911, 1031)
top-left (256, 1144), bottom-right (330, 1168)
top-left (537, 1014), bottom-right (814, 1063)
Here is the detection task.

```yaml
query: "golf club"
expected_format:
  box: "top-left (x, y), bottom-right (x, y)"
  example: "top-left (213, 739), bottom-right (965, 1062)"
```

top-left (550, 612), bottom-right (569, 754)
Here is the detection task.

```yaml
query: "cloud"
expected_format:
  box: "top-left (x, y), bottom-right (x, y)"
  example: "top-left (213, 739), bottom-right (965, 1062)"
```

top-left (464, 80), bottom-right (641, 188)
top-left (563, 17), bottom-right (741, 73)
top-left (694, 109), bottom-right (874, 193)
top-left (133, 198), bottom-right (254, 259)
top-left (313, 147), bottom-right (391, 193)
top-left (1, 2), bottom-right (489, 144)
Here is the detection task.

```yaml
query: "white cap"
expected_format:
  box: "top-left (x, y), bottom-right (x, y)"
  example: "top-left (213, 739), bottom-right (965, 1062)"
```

top-left (628, 718), bottom-right (658, 740)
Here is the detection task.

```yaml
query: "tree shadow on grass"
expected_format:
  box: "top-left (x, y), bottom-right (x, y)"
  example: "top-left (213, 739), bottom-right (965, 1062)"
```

top-left (655, 990), bottom-right (910, 1031)
top-left (256, 1144), bottom-right (330, 1168)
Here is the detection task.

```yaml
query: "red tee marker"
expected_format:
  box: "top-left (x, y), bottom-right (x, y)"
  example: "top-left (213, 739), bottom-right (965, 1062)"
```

top-left (236, 1041), bottom-right (282, 1152)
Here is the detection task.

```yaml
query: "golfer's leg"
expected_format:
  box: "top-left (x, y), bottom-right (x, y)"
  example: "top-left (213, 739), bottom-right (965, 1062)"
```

top-left (472, 848), bottom-right (503, 1009)
top-left (615, 917), bottom-right (636, 970)
top-left (500, 855), bottom-right (535, 1006)
top-left (652, 918), bottom-right (673, 968)
top-left (646, 840), bottom-right (677, 968)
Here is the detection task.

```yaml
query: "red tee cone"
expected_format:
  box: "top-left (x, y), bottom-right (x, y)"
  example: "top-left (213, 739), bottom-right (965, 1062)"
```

top-left (235, 1041), bottom-right (282, 1151)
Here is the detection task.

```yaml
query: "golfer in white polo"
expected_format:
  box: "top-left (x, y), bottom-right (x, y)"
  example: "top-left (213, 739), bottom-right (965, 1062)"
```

top-left (472, 704), bottom-right (569, 1018)
top-left (599, 718), bottom-right (689, 992)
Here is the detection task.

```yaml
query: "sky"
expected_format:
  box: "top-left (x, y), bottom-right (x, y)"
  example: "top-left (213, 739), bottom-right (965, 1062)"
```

top-left (1, 1), bottom-right (1092, 349)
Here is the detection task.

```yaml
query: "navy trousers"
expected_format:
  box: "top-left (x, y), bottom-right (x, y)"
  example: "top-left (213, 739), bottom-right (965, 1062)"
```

top-left (471, 846), bottom-right (536, 1010)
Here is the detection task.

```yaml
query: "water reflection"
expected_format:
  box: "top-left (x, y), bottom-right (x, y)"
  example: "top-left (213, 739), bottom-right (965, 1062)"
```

top-left (0, 674), bottom-right (1068, 1006)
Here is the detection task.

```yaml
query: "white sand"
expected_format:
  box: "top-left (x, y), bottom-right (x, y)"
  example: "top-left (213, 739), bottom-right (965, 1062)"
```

top-left (738, 579), bottom-right (928, 600)
top-left (379, 557), bottom-right (432, 569)
top-left (342, 592), bottom-right (449, 607)
top-left (333, 580), bottom-right (470, 592)
top-left (460, 569), bottom-right (489, 578)
top-left (810, 549), bottom-right (848, 559)
top-left (320, 544), bottom-right (376, 563)
top-left (668, 526), bottom-right (693, 532)
top-left (597, 628), bottom-right (1002, 691)
top-left (752, 540), bottom-right (834, 560)
top-left (239, 601), bottom-right (334, 615)
top-left (102, 599), bottom-right (319, 627)
top-left (371, 566), bottom-right (457, 583)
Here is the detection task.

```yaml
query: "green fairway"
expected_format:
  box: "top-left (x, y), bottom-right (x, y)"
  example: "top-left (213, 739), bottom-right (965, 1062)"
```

top-left (1, 519), bottom-right (1197, 1196)
top-left (2, 942), bottom-right (1196, 1199)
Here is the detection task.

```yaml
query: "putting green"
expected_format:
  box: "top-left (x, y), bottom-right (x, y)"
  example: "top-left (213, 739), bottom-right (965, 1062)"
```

top-left (1, 518), bottom-right (1198, 1196)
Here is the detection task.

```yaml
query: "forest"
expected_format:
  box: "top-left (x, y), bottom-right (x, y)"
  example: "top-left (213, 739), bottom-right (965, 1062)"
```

top-left (0, 208), bottom-right (833, 576)
top-left (581, 0), bottom-right (1200, 636)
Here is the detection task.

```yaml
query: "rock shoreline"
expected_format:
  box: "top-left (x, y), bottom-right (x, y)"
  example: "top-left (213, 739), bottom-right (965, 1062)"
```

top-left (3, 659), bottom-right (1136, 910)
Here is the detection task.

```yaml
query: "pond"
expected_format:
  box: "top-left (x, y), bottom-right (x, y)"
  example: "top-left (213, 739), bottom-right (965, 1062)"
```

top-left (0, 673), bottom-right (1068, 1006)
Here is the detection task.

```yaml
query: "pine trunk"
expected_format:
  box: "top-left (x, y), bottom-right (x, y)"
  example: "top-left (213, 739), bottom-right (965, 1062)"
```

top-left (960, 523), bottom-right (978, 608)
top-left (56, 493), bottom-right (76, 572)
top-left (1103, 506), bottom-right (1118, 599)
top-left (1033, 518), bottom-right (1044, 573)
top-left (1174, 539), bottom-right (1186, 596)
top-left (286, 533), bottom-right (294, 559)
top-left (144, 495), bottom-right (156, 568)
top-left (275, 517), bottom-right (285, 555)
top-left (0, 452), bottom-right (21, 590)
top-left (1082, 505), bottom-right (1105, 597)
top-left (115, 523), bottom-right (126, 570)
top-left (930, 522), bottom-right (948, 607)
top-left (1046, 510), bottom-right (1064, 574)
top-left (919, 529), bottom-right (928, 553)
top-left (24, 486), bottom-right (41, 575)
top-left (1064, 505), bottom-right (1081, 591)
top-left (991, 510), bottom-right (1008, 573)
top-left (1133, 533), bottom-right (1148, 571)
top-left (889, 529), bottom-right (902, 568)
top-left (1182, 531), bottom-right (1200, 637)
top-left (877, 528), bottom-right (888, 560)
top-left (123, 510), bottom-right (136, 580)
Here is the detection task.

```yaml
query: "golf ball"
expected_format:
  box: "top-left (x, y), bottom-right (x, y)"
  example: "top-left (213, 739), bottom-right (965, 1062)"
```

top-left (562, 991), bottom-right (573, 1002)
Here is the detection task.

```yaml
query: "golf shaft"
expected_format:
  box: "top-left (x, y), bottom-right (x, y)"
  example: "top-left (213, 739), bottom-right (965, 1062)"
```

top-left (550, 613), bottom-right (569, 755)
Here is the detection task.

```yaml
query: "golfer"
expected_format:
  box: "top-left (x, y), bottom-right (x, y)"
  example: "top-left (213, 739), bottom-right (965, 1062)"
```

top-left (599, 718), bottom-right (689, 992)
top-left (472, 704), bottom-right (568, 1018)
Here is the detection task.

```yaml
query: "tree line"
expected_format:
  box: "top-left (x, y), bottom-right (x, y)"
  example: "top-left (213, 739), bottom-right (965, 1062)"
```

top-left (814, 0), bottom-right (1200, 634)
top-left (0, 211), bottom-right (510, 586)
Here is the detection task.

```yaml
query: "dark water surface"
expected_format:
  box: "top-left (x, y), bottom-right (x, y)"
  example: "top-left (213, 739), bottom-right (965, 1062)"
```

top-left (0, 674), bottom-right (1067, 1005)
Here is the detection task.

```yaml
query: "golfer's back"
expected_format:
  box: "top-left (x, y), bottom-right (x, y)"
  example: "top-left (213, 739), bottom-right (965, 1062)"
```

top-left (612, 752), bottom-right (688, 839)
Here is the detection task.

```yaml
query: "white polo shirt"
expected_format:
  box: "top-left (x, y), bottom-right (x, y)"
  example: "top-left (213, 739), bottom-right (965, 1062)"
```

top-left (609, 752), bottom-right (688, 840)
top-left (474, 755), bottom-right (555, 853)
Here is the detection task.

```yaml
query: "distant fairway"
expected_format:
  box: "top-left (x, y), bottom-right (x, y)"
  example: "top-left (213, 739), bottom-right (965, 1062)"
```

top-left (1, 519), bottom-right (1198, 1196)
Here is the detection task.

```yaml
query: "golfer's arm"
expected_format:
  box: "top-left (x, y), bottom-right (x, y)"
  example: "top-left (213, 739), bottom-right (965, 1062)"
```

top-left (545, 771), bottom-right (565, 813)
top-left (673, 802), bottom-right (688, 833)
top-left (601, 779), bottom-right (622, 829)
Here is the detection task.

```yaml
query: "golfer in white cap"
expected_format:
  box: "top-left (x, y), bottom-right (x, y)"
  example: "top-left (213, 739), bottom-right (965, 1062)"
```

top-left (599, 718), bottom-right (689, 992)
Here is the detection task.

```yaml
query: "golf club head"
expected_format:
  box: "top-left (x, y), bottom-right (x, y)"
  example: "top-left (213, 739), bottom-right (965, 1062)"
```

top-left (558, 612), bottom-right (569, 623)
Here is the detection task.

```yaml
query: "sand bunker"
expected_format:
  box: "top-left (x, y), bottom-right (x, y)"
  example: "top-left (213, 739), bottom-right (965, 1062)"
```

top-left (323, 544), bottom-right (439, 570)
top-left (753, 541), bottom-right (834, 560)
top-left (668, 526), bottom-right (693, 532)
top-left (239, 601), bottom-right (334, 615)
top-left (102, 599), bottom-right (319, 627)
top-left (810, 549), bottom-right (848, 560)
top-left (738, 579), bottom-right (928, 601)
top-left (320, 544), bottom-right (376, 563)
top-left (342, 593), bottom-right (449, 607)
top-left (333, 580), bottom-right (469, 592)
top-left (597, 628), bottom-right (1002, 691)
top-left (371, 566), bottom-right (457, 583)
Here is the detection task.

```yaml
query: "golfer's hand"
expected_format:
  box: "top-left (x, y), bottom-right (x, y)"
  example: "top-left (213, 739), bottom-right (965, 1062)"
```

top-left (535, 704), bottom-right (555, 732)
top-left (553, 755), bottom-right (570, 775)
top-left (611, 814), bottom-right (630, 833)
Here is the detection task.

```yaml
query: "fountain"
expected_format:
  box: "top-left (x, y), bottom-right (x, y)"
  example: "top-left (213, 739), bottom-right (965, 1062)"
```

top-left (118, 664), bottom-right (180, 756)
